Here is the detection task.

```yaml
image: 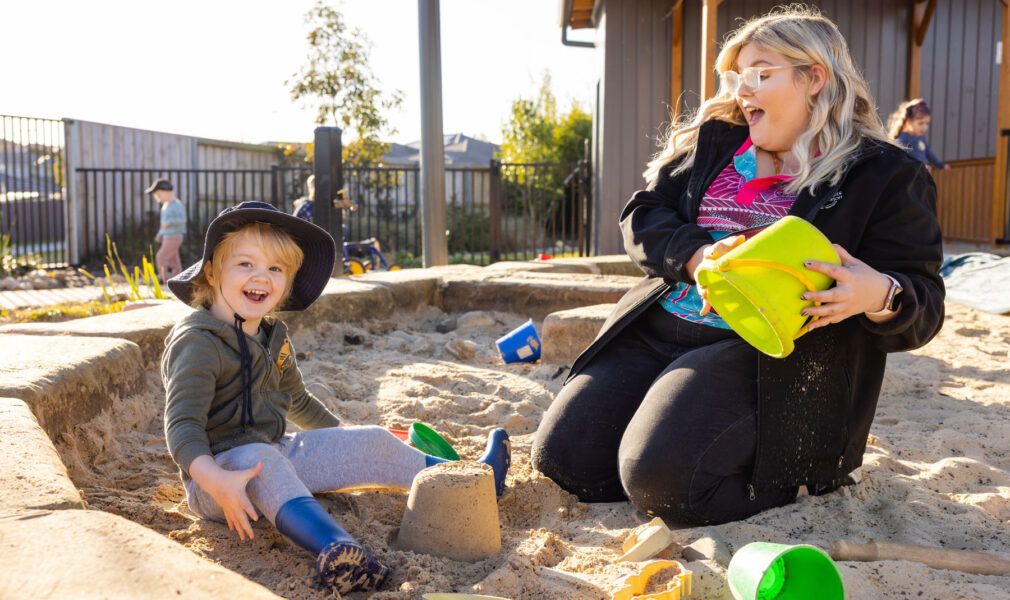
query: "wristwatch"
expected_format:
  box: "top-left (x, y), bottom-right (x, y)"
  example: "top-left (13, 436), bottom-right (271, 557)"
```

top-left (866, 274), bottom-right (903, 317)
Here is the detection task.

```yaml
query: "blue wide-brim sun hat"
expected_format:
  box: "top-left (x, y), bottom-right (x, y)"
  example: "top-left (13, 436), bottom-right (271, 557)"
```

top-left (168, 201), bottom-right (336, 311)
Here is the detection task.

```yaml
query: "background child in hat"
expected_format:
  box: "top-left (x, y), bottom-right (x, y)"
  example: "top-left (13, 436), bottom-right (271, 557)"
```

top-left (146, 178), bottom-right (186, 280)
top-left (161, 201), bottom-right (510, 595)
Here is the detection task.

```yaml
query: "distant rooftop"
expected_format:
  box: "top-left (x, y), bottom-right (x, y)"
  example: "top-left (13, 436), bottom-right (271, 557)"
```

top-left (382, 133), bottom-right (499, 167)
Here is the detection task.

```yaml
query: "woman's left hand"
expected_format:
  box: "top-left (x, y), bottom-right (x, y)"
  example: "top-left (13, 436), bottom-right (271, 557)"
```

top-left (800, 245), bottom-right (895, 331)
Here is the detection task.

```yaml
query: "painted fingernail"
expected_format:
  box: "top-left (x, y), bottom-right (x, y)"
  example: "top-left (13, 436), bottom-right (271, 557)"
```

top-left (804, 260), bottom-right (812, 267)
top-left (801, 294), bottom-right (809, 301)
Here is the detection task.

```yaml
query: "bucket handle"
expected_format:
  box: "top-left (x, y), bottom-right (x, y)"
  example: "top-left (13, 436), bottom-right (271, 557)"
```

top-left (717, 258), bottom-right (822, 339)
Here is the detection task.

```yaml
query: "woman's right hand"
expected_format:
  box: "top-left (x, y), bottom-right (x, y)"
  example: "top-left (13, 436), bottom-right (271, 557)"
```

top-left (188, 455), bottom-right (263, 541)
top-left (689, 235), bottom-right (746, 316)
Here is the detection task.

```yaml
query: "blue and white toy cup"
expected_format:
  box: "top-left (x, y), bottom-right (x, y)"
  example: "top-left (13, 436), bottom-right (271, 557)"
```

top-left (496, 319), bottom-right (541, 363)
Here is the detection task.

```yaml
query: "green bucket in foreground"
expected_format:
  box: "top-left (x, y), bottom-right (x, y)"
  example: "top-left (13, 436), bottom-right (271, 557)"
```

top-left (695, 216), bottom-right (840, 358)
top-left (728, 542), bottom-right (844, 600)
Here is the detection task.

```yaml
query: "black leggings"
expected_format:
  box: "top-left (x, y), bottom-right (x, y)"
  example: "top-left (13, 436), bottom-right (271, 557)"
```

top-left (531, 302), bottom-right (798, 525)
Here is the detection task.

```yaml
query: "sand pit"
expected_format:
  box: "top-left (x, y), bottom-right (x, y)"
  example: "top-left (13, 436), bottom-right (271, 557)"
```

top-left (54, 301), bottom-right (1010, 599)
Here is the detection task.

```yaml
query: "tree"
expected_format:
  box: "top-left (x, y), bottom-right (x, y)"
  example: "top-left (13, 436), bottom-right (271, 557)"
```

top-left (497, 73), bottom-right (593, 256)
top-left (287, 2), bottom-right (403, 166)
top-left (498, 72), bottom-right (591, 165)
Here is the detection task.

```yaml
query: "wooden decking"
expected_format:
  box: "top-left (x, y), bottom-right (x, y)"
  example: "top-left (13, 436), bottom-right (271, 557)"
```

top-left (0, 286), bottom-right (106, 311)
top-left (933, 157), bottom-right (999, 244)
top-left (0, 285), bottom-right (162, 311)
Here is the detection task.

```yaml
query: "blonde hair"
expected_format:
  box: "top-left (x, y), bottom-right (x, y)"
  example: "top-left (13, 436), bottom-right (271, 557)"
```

top-left (643, 5), bottom-right (895, 194)
top-left (189, 222), bottom-right (305, 310)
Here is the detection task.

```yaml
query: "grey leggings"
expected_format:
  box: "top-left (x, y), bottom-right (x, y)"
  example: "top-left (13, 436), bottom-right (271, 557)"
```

top-left (186, 425), bottom-right (428, 524)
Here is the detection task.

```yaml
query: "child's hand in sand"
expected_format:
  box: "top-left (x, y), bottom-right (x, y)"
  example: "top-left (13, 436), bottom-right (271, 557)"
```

top-left (688, 235), bottom-right (746, 316)
top-left (800, 244), bottom-right (897, 330)
top-left (188, 455), bottom-right (263, 541)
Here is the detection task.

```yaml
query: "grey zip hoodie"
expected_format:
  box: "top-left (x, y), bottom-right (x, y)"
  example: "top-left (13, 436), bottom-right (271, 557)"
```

top-left (162, 307), bottom-right (340, 480)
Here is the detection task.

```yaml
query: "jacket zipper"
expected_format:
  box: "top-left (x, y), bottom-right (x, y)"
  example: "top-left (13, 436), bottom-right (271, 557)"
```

top-left (745, 148), bottom-right (886, 498)
top-left (748, 352), bottom-right (761, 501)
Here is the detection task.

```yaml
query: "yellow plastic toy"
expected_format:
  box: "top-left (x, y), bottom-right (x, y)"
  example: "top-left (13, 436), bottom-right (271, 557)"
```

top-left (612, 559), bottom-right (692, 600)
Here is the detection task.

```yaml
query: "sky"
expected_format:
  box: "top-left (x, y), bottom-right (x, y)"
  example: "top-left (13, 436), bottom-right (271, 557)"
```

top-left (3, 0), bottom-right (599, 146)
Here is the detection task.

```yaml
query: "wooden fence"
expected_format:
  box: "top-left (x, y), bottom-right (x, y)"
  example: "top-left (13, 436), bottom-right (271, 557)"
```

top-left (933, 157), bottom-right (995, 243)
top-left (63, 119), bottom-right (281, 264)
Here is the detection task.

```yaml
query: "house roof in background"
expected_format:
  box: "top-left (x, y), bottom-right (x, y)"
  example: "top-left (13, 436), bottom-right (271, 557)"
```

top-left (562, 0), bottom-right (597, 30)
top-left (381, 133), bottom-right (499, 167)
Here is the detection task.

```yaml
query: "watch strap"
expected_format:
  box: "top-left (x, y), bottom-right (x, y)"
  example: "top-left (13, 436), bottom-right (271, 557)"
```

top-left (866, 273), bottom-right (902, 317)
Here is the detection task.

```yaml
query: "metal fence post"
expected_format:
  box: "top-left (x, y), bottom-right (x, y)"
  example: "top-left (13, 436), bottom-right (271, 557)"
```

top-left (270, 165), bottom-right (280, 209)
top-left (63, 118), bottom-right (81, 265)
top-left (580, 157), bottom-right (592, 257)
top-left (488, 159), bottom-right (502, 263)
top-left (313, 127), bottom-right (343, 264)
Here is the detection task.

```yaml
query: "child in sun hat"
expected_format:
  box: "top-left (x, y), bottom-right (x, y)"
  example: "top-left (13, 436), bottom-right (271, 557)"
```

top-left (161, 201), bottom-right (510, 594)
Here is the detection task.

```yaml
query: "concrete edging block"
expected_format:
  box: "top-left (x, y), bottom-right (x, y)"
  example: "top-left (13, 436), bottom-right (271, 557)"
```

top-left (0, 301), bottom-right (194, 364)
top-left (350, 270), bottom-right (440, 309)
top-left (438, 271), bottom-right (636, 321)
top-left (279, 277), bottom-right (397, 330)
top-left (541, 303), bottom-right (616, 365)
top-left (0, 398), bottom-right (83, 512)
top-left (546, 255), bottom-right (645, 277)
top-left (0, 509), bottom-right (283, 599)
top-left (0, 335), bottom-right (144, 440)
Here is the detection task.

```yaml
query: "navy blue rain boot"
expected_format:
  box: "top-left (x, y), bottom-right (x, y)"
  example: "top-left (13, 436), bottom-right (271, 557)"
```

top-left (274, 496), bottom-right (388, 594)
top-left (424, 428), bottom-right (511, 497)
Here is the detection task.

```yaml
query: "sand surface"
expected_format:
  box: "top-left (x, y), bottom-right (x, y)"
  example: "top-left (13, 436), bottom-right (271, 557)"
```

top-left (56, 302), bottom-right (1010, 599)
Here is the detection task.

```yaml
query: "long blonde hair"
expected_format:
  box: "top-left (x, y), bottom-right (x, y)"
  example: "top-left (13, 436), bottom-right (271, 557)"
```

top-left (643, 5), bottom-right (894, 193)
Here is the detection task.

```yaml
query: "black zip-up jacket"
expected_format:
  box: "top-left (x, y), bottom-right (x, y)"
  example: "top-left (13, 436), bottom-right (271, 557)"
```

top-left (569, 120), bottom-right (944, 495)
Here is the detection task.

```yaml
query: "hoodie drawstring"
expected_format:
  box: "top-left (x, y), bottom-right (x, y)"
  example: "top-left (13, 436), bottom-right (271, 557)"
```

top-left (232, 313), bottom-right (255, 432)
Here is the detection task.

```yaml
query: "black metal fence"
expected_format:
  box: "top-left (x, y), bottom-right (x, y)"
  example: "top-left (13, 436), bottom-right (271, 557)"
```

top-left (75, 161), bottom-right (591, 268)
top-left (0, 115), bottom-right (67, 266)
top-left (76, 168), bottom-right (280, 267)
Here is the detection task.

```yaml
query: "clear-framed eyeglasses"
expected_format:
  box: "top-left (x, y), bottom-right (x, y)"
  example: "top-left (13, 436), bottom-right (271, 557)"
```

top-left (719, 63), bottom-right (809, 95)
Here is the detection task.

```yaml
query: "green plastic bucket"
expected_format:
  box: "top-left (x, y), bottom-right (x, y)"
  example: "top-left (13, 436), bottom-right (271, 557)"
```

top-left (409, 423), bottom-right (461, 461)
top-left (695, 216), bottom-right (840, 358)
top-left (728, 542), bottom-right (844, 600)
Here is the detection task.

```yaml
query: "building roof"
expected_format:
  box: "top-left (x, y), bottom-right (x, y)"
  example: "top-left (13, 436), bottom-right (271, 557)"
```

top-left (381, 133), bottom-right (499, 167)
top-left (561, 0), bottom-right (597, 30)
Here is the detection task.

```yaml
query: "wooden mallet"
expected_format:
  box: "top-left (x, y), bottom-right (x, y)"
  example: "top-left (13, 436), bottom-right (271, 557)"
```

top-left (829, 540), bottom-right (1010, 576)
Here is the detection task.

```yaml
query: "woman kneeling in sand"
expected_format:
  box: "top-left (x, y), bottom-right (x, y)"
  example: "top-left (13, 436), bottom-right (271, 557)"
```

top-left (531, 7), bottom-right (944, 525)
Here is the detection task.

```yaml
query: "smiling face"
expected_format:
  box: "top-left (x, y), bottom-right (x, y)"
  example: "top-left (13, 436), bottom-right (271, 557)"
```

top-left (734, 43), bottom-right (819, 152)
top-left (205, 228), bottom-right (293, 333)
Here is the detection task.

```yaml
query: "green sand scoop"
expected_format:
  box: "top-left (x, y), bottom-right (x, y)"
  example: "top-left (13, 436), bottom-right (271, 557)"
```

top-left (409, 423), bottom-right (461, 461)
